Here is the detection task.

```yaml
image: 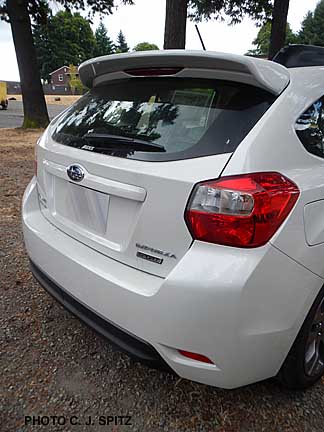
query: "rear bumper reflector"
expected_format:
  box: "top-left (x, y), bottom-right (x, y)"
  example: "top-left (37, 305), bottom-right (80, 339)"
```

top-left (178, 350), bottom-right (214, 365)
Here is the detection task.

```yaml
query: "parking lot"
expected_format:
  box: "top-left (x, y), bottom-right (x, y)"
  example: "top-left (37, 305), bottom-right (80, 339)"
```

top-left (1, 128), bottom-right (324, 432)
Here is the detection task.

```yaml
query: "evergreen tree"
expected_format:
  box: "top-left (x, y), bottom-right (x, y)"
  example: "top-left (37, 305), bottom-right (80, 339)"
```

top-left (33, 11), bottom-right (96, 82)
top-left (299, 12), bottom-right (315, 45)
top-left (94, 21), bottom-right (115, 57)
top-left (116, 30), bottom-right (129, 53)
top-left (299, 1), bottom-right (324, 47)
top-left (247, 21), bottom-right (298, 56)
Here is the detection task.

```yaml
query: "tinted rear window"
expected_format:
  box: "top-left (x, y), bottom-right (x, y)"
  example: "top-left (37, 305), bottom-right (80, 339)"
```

top-left (52, 78), bottom-right (275, 162)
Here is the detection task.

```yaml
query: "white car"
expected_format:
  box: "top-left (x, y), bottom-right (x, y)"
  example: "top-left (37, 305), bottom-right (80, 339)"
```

top-left (22, 45), bottom-right (324, 389)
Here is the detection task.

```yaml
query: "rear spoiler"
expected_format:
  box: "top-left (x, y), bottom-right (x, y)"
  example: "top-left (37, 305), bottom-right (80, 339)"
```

top-left (79, 50), bottom-right (290, 95)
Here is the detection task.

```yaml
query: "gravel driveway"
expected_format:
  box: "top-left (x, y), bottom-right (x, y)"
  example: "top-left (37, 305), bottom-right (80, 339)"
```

top-left (1, 128), bottom-right (324, 432)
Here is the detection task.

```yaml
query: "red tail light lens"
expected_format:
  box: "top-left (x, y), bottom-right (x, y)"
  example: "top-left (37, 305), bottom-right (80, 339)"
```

top-left (185, 172), bottom-right (299, 248)
top-left (178, 350), bottom-right (214, 364)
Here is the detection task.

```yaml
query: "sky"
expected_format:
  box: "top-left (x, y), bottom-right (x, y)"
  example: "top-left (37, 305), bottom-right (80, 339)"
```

top-left (0, 0), bottom-right (320, 81)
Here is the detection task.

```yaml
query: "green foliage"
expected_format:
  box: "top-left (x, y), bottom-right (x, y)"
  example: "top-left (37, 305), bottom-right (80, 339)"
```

top-left (115, 30), bottom-right (129, 53)
top-left (94, 21), bottom-right (115, 57)
top-left (69, 64), bottom-right (85, 94)
top-left (0, 0), bottom-right (134, 130)
top-left (33, 11), bottom-right (96, 82)
top-left (188, 0), bottom-right (273, 25)
top-left (247, 21), bottom-right (298, 56)
top-left (299, 12), bottom-right (315, 45)
top-left (133, 42), bottom-right (159, 51)
top-left (298, 0), bottom-right (324, 47)
top-left (1, 0), bottom-right (134, 22)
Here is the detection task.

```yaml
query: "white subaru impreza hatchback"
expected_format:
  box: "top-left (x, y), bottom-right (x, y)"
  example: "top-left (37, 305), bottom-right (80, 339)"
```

top-left (23, 45), bottom-right (324, 389)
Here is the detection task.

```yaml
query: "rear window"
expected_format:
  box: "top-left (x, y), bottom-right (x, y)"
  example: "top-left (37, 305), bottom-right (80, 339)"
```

top-left (52, 78), bottom-right (275, 162)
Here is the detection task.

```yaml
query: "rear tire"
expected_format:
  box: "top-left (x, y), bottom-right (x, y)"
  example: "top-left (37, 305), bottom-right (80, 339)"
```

top-left (278, 285), bottom-right (324, 390)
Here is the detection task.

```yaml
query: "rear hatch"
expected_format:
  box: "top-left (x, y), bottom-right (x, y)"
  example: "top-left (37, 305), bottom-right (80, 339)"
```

top-left (36, 52), bottom-right (287, 277)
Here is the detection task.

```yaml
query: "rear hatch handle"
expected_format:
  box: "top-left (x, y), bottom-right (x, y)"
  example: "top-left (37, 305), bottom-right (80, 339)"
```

top-left (43, 160), bottom-right (147, 202)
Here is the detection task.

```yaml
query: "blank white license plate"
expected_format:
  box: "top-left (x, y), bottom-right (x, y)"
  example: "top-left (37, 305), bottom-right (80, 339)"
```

top-left (54, 177), bottom-right (110, 236)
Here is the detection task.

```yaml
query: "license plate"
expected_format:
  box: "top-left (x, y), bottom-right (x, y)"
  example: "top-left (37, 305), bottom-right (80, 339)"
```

top-left (54, 177), bottom-right (109, 236)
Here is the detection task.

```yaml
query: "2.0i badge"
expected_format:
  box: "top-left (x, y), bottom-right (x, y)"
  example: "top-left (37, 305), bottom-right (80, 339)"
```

top-left (136, 251), bottom-right (164, 265)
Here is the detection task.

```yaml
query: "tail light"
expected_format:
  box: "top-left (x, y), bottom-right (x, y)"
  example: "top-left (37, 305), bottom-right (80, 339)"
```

top-left (185, 172), bottom-right (299, 248)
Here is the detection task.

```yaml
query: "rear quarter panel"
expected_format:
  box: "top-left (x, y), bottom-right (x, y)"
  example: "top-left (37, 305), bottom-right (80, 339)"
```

top-left (222, 66), bottom-right (324, 279)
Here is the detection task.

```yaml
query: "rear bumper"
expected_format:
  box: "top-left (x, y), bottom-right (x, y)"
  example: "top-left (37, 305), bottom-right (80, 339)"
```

top-left (29, 260), bottom-right (171, 371)
top-left (22, 178), bottom-right (323, 388)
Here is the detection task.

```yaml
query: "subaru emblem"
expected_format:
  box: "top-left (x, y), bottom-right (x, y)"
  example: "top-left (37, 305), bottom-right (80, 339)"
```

top-left (67, 164), bottom-right (85, 182)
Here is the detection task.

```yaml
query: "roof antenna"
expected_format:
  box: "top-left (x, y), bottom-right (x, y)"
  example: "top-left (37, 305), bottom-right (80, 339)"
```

top-left (195, 24), bottom-right (206, 51)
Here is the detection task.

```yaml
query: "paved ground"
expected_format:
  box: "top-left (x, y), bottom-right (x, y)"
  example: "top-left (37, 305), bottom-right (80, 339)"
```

top-left (1, 128), bottom-right (324, 432)
top-left (0, 101), bottom-right (66, 128)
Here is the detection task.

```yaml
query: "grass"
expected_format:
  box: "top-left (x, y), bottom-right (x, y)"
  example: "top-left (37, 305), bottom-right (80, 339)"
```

top-left (0, 128), bottom-right (43, 151)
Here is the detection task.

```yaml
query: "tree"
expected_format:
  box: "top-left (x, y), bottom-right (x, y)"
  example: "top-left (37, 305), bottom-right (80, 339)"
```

top-left (189, 0), bottom-right (272, 23)
top-left (164, 0), bottom-right (187, 49)
top-left (4, 0), bottom-right (49, 127)
top-left (163, 0), bottom-right (273, 49)
top-left (268, 0), bottom-right (290, 59)
top-left (33, 11), bottom-right (96, 83)
top-left (299, 12), bottom-right (315, 45)
top-left (32, 15), bottom-right (53, 84)
top-left (163, 0), bottom-right (292, 59)
top-left (0, 0), bottom-right (133, 128)
top-left (94, 21), bottom-right (115, 57)
top-left (247, 21), bottom-right (298, 57)
top-left (133, 42), bottom-right (159, 51)
top-left (298, 1), bottom-right (324, 47)
top-left (69, 64), bottom-right (85, 94)
top-left (116, 30), bottom-right (129, 53)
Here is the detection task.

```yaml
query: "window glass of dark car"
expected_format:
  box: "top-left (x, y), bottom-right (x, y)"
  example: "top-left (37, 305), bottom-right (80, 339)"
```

top-left (52, 78), bottom-right (275, 162)
top-left (296, 96), bottom-right (324, 158)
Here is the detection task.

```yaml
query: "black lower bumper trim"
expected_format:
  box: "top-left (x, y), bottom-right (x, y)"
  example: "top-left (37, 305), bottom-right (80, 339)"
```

top-left (30, 260), bottom-right (172, 372)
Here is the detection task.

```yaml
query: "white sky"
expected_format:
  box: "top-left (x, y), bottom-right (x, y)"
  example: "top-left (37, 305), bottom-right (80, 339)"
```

top-left (0, 0), bottom-right (320, 81)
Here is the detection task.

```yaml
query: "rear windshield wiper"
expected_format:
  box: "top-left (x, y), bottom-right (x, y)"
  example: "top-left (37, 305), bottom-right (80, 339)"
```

top-left (82, 132), bottom-right (166, 152)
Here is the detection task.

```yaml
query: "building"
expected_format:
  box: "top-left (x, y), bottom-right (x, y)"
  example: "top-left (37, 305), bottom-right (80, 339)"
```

top-left (6, 81), bottom-right (21, 95)
top-left (48, 65), bottom-right (81, 94)
top-left (2, 66), bottom-right (82, 97)
top-left (49, 65), bottom-right (70, 86)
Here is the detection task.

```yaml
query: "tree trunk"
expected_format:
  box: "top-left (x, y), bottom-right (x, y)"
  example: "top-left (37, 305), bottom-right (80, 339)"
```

top-left (7, 0), bottom-right (49, 128)
top-left (268, 0), bottom-right (290, 59)
top-left (164, 0), bottom-right (188, 49)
